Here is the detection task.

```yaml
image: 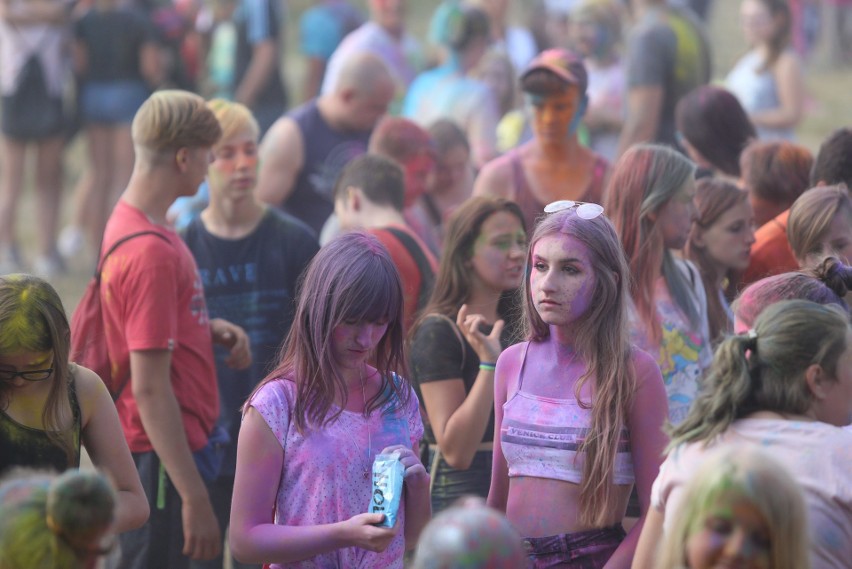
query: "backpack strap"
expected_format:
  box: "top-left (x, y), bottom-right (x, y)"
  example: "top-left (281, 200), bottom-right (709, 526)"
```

top-left (95, 230), bottom-right (171, 282)
top-left (383, 227), bottom-right (435, 313)
top-left (94, 230), bottom-right (171, 401)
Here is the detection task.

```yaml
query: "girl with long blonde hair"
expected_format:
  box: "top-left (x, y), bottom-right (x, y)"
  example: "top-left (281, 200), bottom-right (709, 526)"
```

top-left (487, 204), bottom-right (667, 568)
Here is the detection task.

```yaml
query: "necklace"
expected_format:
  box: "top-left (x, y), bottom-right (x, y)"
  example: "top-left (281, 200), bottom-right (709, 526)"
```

top-left (343, 367), bottom-right (373, 480)
top-left (359, 367), bottom-right (373, 480)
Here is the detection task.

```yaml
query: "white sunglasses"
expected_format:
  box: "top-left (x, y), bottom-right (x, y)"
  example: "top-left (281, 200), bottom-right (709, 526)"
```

top-left (543, 200), bottom-right (605, 220)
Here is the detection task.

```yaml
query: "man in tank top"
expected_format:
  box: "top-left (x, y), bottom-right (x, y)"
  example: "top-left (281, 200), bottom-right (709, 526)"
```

top-left (256, 53), bottom-right (395, 234)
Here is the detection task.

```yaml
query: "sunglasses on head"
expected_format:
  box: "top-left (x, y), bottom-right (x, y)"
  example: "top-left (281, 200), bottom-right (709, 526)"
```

top-left (543, 200), bottom-right (605, 220)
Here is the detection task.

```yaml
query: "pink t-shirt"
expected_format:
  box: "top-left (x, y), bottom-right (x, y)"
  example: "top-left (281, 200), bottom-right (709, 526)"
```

top-left (249, 377), bottom-right (424, 569)
top-left (652, 419), bottom-right (852, 569)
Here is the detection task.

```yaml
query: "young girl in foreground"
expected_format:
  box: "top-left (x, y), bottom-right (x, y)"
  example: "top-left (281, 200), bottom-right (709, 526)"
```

top-left (229, 232), bottom-right (430, 568)
top-left (487, 204), bottom-right (668, 568)
top-left (0, 274), bottom-right (147, 533)
top-left (656, 447), bottom-right (810, 569)
top-left (633, 300), bottom-right (852, 569)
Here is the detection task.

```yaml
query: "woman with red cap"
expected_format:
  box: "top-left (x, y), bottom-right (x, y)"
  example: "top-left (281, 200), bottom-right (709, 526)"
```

top-left (474, 48), bottom-right (609, 232)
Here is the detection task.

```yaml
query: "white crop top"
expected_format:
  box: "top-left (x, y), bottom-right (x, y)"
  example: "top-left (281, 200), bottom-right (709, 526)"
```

top-left (500, 342), bottom-right (635, 485)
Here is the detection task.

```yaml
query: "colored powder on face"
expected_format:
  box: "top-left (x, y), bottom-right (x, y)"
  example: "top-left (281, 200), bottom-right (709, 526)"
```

top-left (0, 311), bottom-right (47, 354)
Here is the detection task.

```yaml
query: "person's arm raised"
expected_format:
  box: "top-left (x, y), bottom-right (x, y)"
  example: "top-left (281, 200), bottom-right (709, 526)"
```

top-left (77, 365), bottom-right (149, 533)
top-left (418, 308), bottom-right (504, 470)
top-left (256, 117), bottom-right (305, 209)
top-left (130, 350), bottom-right (221, 561)
top-left (603, 350), bottom-right (668, 569)
top-left (229, 407), bottom-right (398, 564)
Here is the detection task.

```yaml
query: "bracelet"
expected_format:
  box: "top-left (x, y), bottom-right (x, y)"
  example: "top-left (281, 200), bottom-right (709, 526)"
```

top-left (479, 362), bottom-right (497, 372)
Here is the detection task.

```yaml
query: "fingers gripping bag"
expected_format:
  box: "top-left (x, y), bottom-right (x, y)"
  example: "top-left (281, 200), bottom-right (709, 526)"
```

top-left (368, 451), bottom-right (404, 528)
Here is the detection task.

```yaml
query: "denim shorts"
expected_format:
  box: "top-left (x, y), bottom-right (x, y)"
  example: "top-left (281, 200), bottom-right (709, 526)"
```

top-left (81, 79), bottom-right (150, 124)
top-left (523, 524), bottom-right (626, 568)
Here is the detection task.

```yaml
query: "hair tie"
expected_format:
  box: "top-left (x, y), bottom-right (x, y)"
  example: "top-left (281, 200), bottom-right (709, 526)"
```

top-left (745, 329), bottom-right (758, 352)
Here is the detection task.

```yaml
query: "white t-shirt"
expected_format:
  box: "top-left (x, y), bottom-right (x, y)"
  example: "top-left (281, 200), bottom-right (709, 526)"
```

top-left (652, 419), bottom-right (852, 569)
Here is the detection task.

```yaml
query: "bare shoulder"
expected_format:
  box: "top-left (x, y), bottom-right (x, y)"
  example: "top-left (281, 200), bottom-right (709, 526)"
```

top-left (71, 364), bottom-right (112, 421)
top-left (630, 347), bottom-right (664, 387)
top-left (260, 116), bottom-right (303, 157)
top-left (473, 154), bottom-right (516, 199)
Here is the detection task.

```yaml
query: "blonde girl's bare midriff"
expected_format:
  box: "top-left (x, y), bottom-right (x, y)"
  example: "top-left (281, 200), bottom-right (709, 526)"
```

top-left (506, 476), bottom-right (632, 537)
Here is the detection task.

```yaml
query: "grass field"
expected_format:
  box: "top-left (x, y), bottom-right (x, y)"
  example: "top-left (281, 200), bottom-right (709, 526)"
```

top-left (6, 0), bottom-right (851, 314)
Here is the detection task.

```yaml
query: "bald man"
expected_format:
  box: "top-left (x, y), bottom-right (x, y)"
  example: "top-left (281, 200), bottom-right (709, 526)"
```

top-left (256, 53), bottom-right (395, 233)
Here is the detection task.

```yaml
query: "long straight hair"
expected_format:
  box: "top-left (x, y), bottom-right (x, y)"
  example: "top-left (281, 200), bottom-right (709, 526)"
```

top-left (685, 179), bottom-right (750, 341)
top-left (667, 300), bottom-right (849, 450)
top-left (246, 232), bottom-right (410, 432)
top-left (415, 196), bottom-right (525, 323)
top-left (605, 144), bottom-right (699, 344)
top-left (0, 275), bottom-right (76, 465)
top-left (522, 208), bottom-right (636, 526)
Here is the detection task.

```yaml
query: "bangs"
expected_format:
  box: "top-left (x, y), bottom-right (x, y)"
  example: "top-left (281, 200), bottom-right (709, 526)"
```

top-left (337, 253), bottom-right (403, 325)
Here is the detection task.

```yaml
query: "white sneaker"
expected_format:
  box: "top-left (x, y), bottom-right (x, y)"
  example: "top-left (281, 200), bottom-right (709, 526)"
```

top-left (58, 225), bottom-right (85, 259)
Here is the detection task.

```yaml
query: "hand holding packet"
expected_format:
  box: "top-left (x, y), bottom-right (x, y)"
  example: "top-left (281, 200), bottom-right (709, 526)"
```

top-left (368, 451), bottom-right (404, 528)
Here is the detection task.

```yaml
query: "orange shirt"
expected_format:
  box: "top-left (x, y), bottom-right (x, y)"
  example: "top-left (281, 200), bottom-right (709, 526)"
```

top-left (741, 209), bottom-right (798, 287)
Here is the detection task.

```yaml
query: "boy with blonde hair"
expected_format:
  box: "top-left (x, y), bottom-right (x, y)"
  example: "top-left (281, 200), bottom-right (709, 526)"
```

top-left (101, 90), bottom-right (251, 569)
top-left (181, 99), bottom-right (318, 569)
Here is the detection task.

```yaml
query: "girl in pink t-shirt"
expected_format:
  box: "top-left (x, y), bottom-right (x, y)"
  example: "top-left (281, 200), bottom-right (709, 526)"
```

top-left (229, 232), bottom-right (429, 569)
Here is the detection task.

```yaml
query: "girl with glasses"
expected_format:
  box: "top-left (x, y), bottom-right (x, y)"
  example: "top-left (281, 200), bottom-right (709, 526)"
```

top-left (487, 204), bottom-right (668, 568)
top-left (0, 274), bottom-right (148, 534)
top-left (605, 144), bottom-right (713, 426)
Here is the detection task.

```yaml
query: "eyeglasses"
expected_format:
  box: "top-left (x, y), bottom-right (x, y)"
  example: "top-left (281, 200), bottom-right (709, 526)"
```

top-left (0, 368), bottom-right (54, 382)
top-left (543, 200), bottom-right (604, 220)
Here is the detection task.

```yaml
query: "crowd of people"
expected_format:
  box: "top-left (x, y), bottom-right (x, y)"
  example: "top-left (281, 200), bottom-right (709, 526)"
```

top-left (1, 0), bottom-right (852, 568)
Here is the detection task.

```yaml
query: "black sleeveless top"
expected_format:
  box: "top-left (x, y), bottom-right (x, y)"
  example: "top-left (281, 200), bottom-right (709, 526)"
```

top-left (0, 370), bottom-right (82, 475)
top-left (282, 100), bottom-right (373, 234)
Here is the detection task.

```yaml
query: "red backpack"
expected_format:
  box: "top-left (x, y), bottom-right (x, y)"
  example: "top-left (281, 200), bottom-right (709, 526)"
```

top-left (70, 231), bottom-right (170, 400)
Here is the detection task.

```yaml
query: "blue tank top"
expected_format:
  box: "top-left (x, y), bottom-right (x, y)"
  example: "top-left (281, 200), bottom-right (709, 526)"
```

top-left (283, 100), bottom-right (373, 233)
top-left (501, 342), bottom-right (634, 485)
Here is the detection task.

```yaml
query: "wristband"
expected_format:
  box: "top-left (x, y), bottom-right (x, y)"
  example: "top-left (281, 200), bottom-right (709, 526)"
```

top-left (479, 362), bottom-right (497, 372)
